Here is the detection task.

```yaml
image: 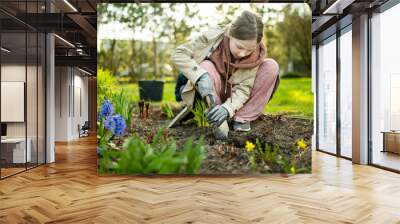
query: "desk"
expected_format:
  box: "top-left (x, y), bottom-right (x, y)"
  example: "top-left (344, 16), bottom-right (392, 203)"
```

top-left (1, 138), bottom-right (31, 163)
top-left (381, 131), bottom-right (400, 154)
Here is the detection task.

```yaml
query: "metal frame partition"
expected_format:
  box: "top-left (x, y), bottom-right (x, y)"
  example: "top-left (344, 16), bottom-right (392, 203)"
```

top-left (315, 0), bottom-right (400, 173)
top-left (367, 0), bottom-right (400, 173)
top-left (0, 0), bottom-right (47, 180)
top-left (315, 17), bottom-right (353, 161)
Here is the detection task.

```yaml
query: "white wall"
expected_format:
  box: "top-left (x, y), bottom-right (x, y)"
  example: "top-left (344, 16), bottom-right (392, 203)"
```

top-left (312, 45), bottom-right (316, 151)
top-left (55, 66), bottom-right (69, 141)
top-left (55, 67), bottom-right (89, 141)
top-left (1, 65), bottom-right (26, 139)
top-left (1, 64), bottom-right (46, 164)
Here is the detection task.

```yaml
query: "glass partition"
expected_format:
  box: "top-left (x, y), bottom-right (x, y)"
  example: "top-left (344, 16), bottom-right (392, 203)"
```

top-left (1, 30), bottom-right (28, 178)
top-left (27, 30), bottom-right (38, 169)
top-left (371, 4), bottom-right (400, 171)
top-left (0, 1), bottom-right (46, 179)
top-left (339, 27), bottom-right (352, 158)
top-left (317, 35), bottom-right (337, 154)
top-left (38, 32), bottom-right (45, 165)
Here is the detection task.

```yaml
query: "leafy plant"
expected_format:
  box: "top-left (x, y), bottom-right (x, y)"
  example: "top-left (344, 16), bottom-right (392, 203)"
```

top-left (111, 90), bottom-right (135, 128)
top-left (245, 139), bottom-right (304, 174)
top-left (99, 128), bottom-right (207, 174)
top-left (275, 154), bottom-right (296, 174)
top-left (191, 100), bottom-right (209, 128)
top-left (161, 102), bottom-right (174, 119)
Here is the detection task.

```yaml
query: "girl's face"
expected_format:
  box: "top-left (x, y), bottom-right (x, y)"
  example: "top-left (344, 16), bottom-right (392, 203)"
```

top-left (229, 36), bottom-right (258, 60)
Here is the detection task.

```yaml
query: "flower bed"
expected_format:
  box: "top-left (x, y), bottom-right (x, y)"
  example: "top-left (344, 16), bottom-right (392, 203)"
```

top-left (98, 99), bottom-right (312, 175)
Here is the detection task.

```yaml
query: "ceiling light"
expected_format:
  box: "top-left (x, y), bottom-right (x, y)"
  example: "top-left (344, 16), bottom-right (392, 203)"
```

top-left (1, 47), bottom-right (11, 53)
top-left (63, 0), bottom-right (78, 12)
top-left (78, 67), bottom-right (92, 76)
top-left (54, 34), bottom-right (75, 48)
top-left (322, 0), bottom-right (354, 15)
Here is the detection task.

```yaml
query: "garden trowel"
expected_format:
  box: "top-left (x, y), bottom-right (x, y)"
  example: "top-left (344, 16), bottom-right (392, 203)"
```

top-left (167, 105), bottom-right (191, 128)
top-left (167, 94), bottom-right (215, 129)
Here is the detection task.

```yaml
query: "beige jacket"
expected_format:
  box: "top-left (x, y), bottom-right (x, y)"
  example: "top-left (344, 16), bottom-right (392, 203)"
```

top-left (171, 26), bottom-right (260, 118)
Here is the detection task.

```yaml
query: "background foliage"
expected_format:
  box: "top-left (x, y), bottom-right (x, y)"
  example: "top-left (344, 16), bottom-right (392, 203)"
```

top-left (98, 3), bottom-right (312, 81)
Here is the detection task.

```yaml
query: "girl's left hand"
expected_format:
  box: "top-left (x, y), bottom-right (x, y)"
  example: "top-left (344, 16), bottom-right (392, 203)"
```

top-left (206, 105), bottom-right (228, 127)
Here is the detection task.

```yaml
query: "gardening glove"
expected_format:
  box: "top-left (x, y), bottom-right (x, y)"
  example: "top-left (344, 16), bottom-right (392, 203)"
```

top-left (214, 120), bottom-right (229, 140)
top-left (196, 72), bottom-right (214, 98)
top-left (206, 104), bottom-right (229, 127)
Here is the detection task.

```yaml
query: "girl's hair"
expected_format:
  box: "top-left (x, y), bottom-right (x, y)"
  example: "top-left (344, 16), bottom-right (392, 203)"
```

top-left (229, 10), bottom-right (263, 43)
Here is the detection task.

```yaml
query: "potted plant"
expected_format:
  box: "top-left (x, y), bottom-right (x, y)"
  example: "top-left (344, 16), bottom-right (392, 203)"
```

top-left (137, 60), bottom-right (165, 101)
top-left (138, 79), bottom-right (164, 101)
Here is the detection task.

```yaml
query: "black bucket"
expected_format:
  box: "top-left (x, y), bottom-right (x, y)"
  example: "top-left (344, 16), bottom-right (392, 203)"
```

top-left (138, 80), bottom-right (164, 101)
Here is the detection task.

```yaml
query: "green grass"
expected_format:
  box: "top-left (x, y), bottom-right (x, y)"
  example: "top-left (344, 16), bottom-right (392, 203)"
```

top-left (264, 77), bottom-right (313, 118)
top-left (120, 82), bottom-right (176, 104)
top-left (121, 77), bottom-right (313, 118)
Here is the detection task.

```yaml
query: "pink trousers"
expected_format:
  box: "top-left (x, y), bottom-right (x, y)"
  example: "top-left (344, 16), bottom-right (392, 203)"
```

top-left (199, 59), bottom-right (279, 123)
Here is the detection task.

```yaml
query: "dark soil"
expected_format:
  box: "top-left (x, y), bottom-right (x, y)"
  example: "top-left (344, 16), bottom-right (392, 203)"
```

top-left (122, 105), bottom-right (313, 174)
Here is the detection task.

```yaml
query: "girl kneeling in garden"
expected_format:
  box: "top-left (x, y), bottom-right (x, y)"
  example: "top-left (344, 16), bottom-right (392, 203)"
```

top-left (172, 10), bottom-right (280, 139)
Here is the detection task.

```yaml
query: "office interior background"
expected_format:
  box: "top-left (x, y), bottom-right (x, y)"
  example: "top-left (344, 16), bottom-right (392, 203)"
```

top-left (1, 0), bottom-right (399, 178)
top-left (0, 0), bottom-right (97, 179)
top-left (0, 0), bottom-right (399, 223)
top-left (312, 0), bottom-right (400, 173)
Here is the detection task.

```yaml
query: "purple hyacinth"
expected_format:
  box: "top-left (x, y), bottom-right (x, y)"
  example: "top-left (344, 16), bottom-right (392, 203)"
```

top-left (104, 114), bottom-right (126, 137)
top-left (99, 96), bottom-right (114, 119)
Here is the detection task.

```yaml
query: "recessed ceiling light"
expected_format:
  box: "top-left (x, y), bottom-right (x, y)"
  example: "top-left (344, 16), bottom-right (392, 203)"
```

top-left (1, 47), bottom-right (11, 53)
top-left (78, 67), bottom-right (92, 76)
top-left (322, 0), bottom-right (355, 15)
top-left (63, 0), bottom-right (78, 12)
top-left (54, 34), bottom-right (75, 48)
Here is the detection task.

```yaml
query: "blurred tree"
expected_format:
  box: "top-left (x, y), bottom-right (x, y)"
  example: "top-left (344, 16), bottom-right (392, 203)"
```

top-left (277, 5), bottom-right (311, 75)
top-left (98, 3), bottom-right (311, 81)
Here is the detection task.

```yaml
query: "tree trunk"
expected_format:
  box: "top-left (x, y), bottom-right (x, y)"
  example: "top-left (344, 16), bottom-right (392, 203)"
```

top-left (129, 39), bottom-right (136, 82)
top-left (110, 39), bottom-right (116, 75)
top-left (153, 37), bottom-right (158, 79)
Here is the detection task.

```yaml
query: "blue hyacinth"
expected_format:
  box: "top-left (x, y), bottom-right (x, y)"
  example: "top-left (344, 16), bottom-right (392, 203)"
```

top-left (99, 96), bottom-right (114, 119)
top-left (113, 114), bottom-right (126, 136)
top-left (104, 116), bottom-right (116, 132)
top-left (104, 114), bottom-right (126, 137)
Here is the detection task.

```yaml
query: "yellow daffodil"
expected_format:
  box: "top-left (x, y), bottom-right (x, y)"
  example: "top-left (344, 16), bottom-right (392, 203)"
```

top-left (296, 139), bottom-right (307, 150)
top-left (245, 141), bottom-right (255, 152)
top-left (290, 166), bottom-right (296, 174)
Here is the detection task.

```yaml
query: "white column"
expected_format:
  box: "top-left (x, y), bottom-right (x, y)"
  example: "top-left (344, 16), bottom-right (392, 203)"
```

top-left (46, 33), bottom-right (55, 163)
top-left (312, 45), bottom-right (317, 151)
top-left (45, 0), bottom-right (55, 163)
top-left (352, 14), bottom-right (369, 164)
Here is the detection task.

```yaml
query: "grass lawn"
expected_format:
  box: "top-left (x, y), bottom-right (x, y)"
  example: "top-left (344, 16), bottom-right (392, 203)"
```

top-left (265, 77), bottom-right (313, 118)
top-left (121, 77), bottom-right (313, 118)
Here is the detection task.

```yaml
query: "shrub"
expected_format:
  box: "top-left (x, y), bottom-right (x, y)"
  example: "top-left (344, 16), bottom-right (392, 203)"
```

top-left (99, 128), bottom-right (207, 174)
top-left (97, 68), bottom-right (119, 109)
top-left (281, 72), bottom-right (304, 79)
